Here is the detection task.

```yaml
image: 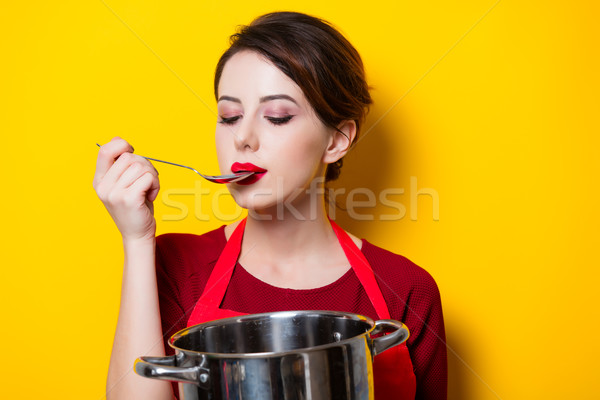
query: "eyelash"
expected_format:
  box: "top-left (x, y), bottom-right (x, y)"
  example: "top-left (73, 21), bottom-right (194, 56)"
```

top-left (219, 116), bottom-right (241, 125)
top-left (218, 115), bottom-right (294, 126)
top-left (267, 115), bottom-right (294, 125)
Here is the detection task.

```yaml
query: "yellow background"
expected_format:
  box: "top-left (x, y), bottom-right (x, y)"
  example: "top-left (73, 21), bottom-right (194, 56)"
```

top-left (1, 1), bottom-right (598, 398)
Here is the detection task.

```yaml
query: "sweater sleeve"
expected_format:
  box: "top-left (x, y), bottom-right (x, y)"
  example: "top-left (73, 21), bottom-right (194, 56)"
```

top-left (155, 235), bottom-right (188, 399)
top-left (154, 229), bottom-right (226, 354)
top-left (155, 236), bottom-right (188, 356)
top-left (403, 272), bottom-right (447, 400)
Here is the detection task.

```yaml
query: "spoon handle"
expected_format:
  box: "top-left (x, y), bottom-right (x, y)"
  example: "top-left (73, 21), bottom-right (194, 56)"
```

top-left (96, 143), bottom-right (199, 173)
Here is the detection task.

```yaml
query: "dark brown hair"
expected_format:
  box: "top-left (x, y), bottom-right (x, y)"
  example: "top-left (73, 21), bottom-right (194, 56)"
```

top-left (214, 11), bottom-right (372, 182)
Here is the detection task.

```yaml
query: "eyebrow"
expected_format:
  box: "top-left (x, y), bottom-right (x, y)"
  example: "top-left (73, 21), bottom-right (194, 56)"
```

top-left (259, 94), bottom-right (298, 104)
top-left (217, 94), bottom-right (298, 105)
top-left (217, 95), bottom-right (241, 103)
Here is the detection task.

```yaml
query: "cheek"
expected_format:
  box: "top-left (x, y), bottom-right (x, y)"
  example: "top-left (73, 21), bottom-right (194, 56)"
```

top-left (215, 130), bottom-right (232, 167)
top-left (270, 133), bottom-right (328, 177)
top-left (215, 130), bottom-right (225, 151)
top-left (290, 127), bottom-right (329, 163)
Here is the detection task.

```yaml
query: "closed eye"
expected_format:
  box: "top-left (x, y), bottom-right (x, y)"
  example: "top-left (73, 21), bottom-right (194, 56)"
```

top-left (219, 115), bottom-right (241, 125)
top-left (266, 115), bottom-right (294, 126)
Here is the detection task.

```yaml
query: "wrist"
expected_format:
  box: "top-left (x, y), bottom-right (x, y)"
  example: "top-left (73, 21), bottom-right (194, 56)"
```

top-left (122, 235), bottom-right (156, 272)
top-left (122, 234), bottom-right (156, 250)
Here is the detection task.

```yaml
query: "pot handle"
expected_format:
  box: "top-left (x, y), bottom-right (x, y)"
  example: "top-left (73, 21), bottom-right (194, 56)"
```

top-left (371, 319), bottom-right (410, 356)
top-left (134, 355), bottom-right (211, 389)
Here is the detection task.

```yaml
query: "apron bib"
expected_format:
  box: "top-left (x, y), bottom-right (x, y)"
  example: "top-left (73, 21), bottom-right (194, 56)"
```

top-left (187, 218), bottom-right (416, 399)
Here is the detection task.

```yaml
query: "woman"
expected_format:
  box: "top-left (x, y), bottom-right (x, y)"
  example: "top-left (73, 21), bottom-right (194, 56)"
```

top-left (94, 11), bottom-right (446, 400)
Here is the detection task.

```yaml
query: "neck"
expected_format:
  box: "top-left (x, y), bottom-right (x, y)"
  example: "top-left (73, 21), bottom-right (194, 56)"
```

top-left (241, 202), bottom-right (335, 261)
top-left (233, 193), bottom-right (362, 289)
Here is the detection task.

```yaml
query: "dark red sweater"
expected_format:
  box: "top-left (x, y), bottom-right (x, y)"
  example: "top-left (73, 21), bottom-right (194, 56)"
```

top-left (156, 226), bottom-right (447, 400)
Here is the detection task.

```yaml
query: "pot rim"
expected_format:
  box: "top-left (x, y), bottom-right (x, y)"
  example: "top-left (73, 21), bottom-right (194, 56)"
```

top-left (168, 310), bottom-right (377, 358)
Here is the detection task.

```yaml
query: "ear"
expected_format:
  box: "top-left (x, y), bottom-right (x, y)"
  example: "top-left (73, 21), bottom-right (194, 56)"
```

top-left (322, 120), bottom-right (357, 164)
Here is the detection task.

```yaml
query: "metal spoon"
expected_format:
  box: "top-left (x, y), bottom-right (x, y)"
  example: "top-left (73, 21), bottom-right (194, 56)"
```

top-left (96, 143), bottom-right (253, 184)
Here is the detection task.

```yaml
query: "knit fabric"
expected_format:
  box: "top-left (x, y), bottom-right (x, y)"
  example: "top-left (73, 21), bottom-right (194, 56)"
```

top-left (156, 226), bottom-right (447, 400)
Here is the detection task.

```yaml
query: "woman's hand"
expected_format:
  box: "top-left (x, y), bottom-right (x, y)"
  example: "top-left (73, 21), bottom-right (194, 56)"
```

top-left (93, 137), bottom-right (160, 243)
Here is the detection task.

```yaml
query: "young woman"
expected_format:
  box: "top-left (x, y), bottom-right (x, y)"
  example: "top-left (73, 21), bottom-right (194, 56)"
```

top-left (94, 11), bottom-right (446, 400)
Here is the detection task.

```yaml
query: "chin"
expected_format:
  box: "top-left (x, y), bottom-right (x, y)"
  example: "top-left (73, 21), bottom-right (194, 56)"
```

top-left (229, 190), bottom-right (278, 214)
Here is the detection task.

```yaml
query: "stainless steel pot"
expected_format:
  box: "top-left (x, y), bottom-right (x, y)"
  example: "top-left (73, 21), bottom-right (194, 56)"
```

top-left (135, 310), bottom-right (409, 399)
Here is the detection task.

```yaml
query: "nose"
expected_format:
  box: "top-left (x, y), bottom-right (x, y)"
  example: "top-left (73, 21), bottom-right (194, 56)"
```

top-left (233, 116), bottom-right (259, 152)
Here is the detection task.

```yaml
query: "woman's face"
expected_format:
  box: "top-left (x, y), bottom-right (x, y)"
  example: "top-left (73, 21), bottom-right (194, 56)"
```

top-left (215, 50), bottom-right (334, 214)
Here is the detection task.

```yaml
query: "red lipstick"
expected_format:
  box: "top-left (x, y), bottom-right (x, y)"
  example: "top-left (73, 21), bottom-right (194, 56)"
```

top-left (231, 162), bottom-right (267, 185)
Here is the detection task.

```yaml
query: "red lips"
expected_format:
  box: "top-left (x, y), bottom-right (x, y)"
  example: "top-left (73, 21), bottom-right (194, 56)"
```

top-left (231, 162), bottom-right (267, 173)
top-left (231, 162), bottom-right (267, 185)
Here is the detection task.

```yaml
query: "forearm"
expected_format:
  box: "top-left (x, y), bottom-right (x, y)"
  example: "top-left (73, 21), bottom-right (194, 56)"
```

top-left (107, 237), bottom-right (173, 400)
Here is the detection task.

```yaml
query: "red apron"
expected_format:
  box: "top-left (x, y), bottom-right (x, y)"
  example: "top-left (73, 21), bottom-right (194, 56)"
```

top-left (187, 218), bottom-right (416, 399)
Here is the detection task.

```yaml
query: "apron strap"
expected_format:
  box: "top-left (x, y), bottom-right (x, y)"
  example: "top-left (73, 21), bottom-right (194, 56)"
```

top-left (197, 218), bottom-right (247, 307)
top-left (329, 219), bottom-right (391, 320)
top-left (197, 217), bottom-right (391, 320)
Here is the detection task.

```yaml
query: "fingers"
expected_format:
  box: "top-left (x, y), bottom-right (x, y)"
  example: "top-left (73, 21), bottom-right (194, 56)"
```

top-left (94, 138), bottom-right (159, 204)
top-left (115, 165), bottom-right (160, 205)
top-left (106, 171), bottom-right (156, 210)
top-left (115, 158), bottom-right (149, 189)
top-left (97, 155), bottom-right (158, 201)
top-left (146, 172), bottom-right (160, 203)
top-left (93, 137), bottom-right (134, 188)
top-left (128, 171), bottom-right (159, 205)
top-left (93, 138), bottom-right (160, 241)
